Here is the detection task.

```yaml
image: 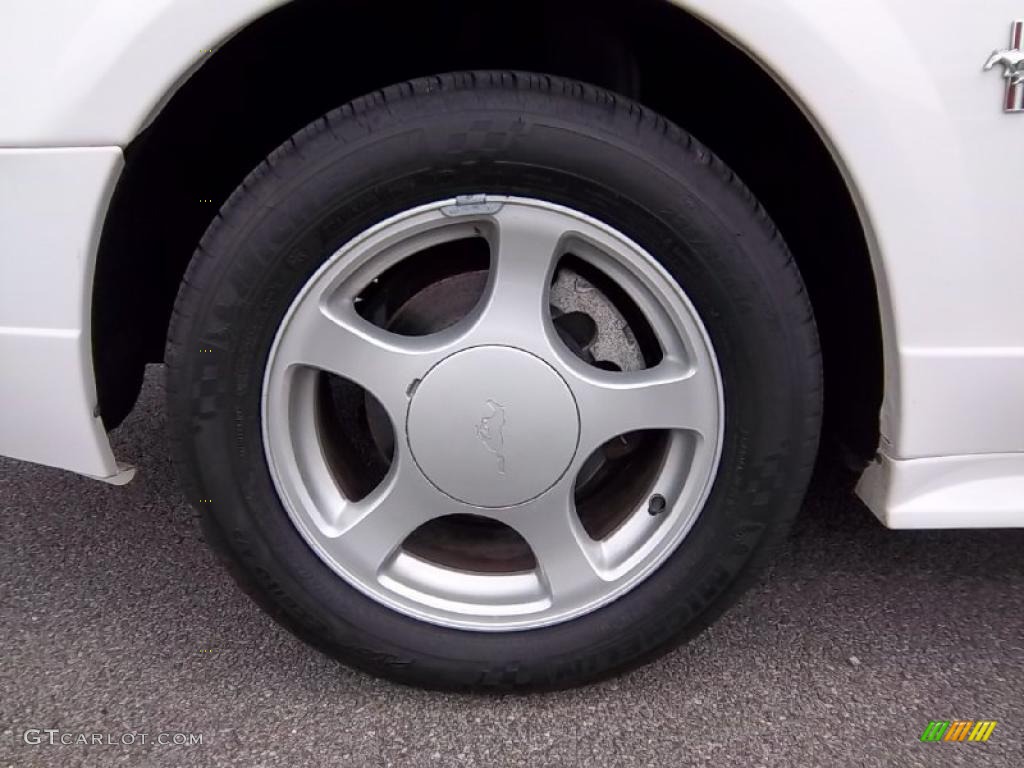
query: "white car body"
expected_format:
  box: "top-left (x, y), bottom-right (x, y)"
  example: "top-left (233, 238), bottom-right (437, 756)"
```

top-left (1, 1), bottom-right (1022, 528)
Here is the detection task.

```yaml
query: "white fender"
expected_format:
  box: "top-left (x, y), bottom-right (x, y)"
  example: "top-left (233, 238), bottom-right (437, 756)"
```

top-left (1, 0), bottom-right (1023, 525)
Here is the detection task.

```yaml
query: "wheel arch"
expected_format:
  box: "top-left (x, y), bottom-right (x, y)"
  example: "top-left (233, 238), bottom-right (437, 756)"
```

top-left (91, 0), bottom-right (887, 464)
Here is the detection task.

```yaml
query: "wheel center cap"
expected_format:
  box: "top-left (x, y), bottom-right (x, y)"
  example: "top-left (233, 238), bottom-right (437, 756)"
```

top-left (407, 346), bottom-right (580, 508)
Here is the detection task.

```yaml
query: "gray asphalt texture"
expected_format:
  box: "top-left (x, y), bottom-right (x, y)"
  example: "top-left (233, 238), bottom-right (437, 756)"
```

top-left (2, 366), bottom-right (1023, 768)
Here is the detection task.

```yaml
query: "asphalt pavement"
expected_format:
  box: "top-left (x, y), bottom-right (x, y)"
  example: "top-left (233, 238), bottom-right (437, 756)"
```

top-left (2, 366), bottom-right (1023, 767)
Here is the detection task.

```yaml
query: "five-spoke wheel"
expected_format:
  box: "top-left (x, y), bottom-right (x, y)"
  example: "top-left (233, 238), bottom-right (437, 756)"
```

top-left (263, 198), bottom-right (723, 630)
top-left (168, 72), bottom-right (820, 690)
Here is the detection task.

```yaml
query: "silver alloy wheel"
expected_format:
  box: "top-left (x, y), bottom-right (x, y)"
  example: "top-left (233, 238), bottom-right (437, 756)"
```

top-left (262, 196), bottom-right (724, 631)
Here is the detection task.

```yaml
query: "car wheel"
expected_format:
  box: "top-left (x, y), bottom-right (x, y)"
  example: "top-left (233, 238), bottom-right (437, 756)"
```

top-left (166, 71), bottom-right (821, 691)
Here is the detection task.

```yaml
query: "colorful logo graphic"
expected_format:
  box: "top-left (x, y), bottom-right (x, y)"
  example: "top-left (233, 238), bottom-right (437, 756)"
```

top-left (920, 720), bottom-right (997, 743)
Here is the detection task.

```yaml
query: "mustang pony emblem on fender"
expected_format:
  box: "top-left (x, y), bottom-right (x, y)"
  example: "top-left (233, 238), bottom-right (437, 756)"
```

top-left (474, 399), bottom-right (507, 475)
top-left (985, 50), bottom-right (1024, 85)
top-left (985, 21), bottom-right (1024, 112)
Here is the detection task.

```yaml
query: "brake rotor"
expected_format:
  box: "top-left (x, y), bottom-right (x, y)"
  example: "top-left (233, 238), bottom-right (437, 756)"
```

top-left (549, 268), bottom-right (644, 373)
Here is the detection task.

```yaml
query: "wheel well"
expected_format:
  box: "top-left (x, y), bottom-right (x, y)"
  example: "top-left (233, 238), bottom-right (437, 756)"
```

top-left (93, 0), bottom-right (883, 461)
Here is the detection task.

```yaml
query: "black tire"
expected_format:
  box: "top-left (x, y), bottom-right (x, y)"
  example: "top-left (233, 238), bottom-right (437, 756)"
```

top-left (166, 71), bottom-right (821, 691)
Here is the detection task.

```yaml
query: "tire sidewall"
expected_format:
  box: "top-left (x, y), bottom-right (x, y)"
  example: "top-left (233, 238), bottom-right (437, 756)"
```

top-left (170, 74), bottom-right (820, 689)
